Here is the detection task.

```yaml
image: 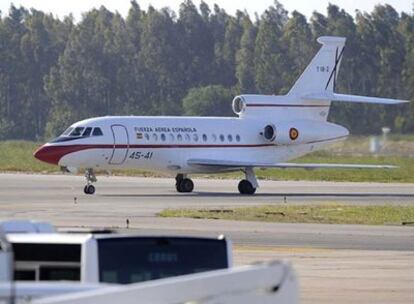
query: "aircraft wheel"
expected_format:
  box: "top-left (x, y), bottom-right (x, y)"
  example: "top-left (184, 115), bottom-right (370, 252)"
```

top-left (238, 180), bottom-right (256, 195)
top-left (177, 178), bottom-right (194, 193)
top-left (84, 185), bottom-right (95, 195)
top-left (175, 179), bottom-right (183, 190)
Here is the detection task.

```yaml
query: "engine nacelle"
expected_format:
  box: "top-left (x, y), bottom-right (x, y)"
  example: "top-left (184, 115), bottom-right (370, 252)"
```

top-left (232, 95), bottom-right (331, 122)
top-left (232, 96), bottom-right (246, 115)
top-left (264, 120), bottom-right (349, 146)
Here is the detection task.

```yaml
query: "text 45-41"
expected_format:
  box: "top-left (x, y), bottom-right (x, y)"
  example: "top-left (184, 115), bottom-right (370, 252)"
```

top-left (129, 151), bottom-right (153, 160)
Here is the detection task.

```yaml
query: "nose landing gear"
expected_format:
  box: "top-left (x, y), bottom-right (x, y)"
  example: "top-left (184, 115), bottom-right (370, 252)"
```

top-left (175, 174), bottom-right (194, 193)
top-left (84, 169), bottom-right (97, 195)
top-left (84, 184), bottom-right (95, 195)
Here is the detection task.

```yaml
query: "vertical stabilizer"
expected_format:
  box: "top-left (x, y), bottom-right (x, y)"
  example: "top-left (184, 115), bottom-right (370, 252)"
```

top-left (234, 36), bottom-right (407, 123)
top-left (288, 36), bottom-right (346, 97)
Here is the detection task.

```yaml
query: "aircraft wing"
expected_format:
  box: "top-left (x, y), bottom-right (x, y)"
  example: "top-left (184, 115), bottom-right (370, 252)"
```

top-left (187, 159), bottom-right (397, 170)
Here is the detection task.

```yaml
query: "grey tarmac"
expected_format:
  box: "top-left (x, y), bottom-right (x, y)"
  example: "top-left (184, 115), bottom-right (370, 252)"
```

top-left (0, 173), bottom-right (414, 303)
top-left (0, 173), bottom-right (414, 250)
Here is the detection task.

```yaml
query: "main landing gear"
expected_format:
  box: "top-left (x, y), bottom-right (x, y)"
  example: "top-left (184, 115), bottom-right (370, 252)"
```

top-left (175, 174), bottom-right (194, 193)
top-left (238, 167), bottom-right (258, 195)
top-left (84, 168), bottom-right (97, 195)
top-left (174, 169), bottom-right (258, 195)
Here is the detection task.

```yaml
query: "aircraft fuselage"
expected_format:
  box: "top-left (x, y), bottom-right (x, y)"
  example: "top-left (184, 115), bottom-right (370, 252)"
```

top-left (35, 116), bottom-right (348, 174)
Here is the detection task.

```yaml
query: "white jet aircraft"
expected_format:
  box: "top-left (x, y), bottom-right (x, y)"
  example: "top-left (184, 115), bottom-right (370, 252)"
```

top-left (34, 36), bottom-right (408, 195)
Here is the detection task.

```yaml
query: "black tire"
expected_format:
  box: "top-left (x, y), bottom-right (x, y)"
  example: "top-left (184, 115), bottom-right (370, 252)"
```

top-left (178, 178), bottom-right (194, 193)
top-left (238, 180), bottom-right (256, 195)
top-left (175, 174), bottom-right (184, 184)
top-left (176, 181), bottom-right (183, 192)
top-left (175, 174), bottom-right (184, 192)
top-left (88, 185), bottom-right (96, 194)
top-left (85, 185), bottom-right (95, 195)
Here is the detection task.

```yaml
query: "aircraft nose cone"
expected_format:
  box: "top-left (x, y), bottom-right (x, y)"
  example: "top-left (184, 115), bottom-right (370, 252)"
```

top-left (33, 145), bottom-right (60, 165)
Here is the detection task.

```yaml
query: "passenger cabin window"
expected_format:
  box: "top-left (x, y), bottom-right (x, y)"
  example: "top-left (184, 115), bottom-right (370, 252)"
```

top-left (93, 128), bottom-right (103, 136)
top-left (145, 133), bottom-right (150, 140)
top-left (177, 134), bottom-right (183, 142)
top-left (219, 134), bottom-right (225, 142)
top-left (212, 134), bottom-right (217, 142)
top-left (228, 135), bottom-right (233, 142)
top-left (202, 134), bottom-right (207, 142)
top-left (161, 134), bottom-right (166, 141)
top-left (236, 135), bottom-right (241, 142)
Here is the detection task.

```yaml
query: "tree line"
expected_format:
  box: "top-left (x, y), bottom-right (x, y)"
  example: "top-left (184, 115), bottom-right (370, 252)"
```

top-left (0, 1), bottom-right (413, 140)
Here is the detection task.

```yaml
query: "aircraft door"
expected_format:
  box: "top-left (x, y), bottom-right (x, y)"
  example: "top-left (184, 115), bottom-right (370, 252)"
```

top-left (109, 125), bottom-right (129, 165)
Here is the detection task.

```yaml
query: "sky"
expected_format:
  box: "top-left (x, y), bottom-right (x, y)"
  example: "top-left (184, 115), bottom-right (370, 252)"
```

top-left (0, 0), bottom-right (412, 20)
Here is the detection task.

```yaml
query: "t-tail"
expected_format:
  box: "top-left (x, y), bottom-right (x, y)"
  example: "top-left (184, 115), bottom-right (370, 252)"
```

top-left (288, 36), bottom-right (346, 97)
top-left (233, 36), bottom-right (408, 122)
top-left (289, 36), bottom-right (409, 112)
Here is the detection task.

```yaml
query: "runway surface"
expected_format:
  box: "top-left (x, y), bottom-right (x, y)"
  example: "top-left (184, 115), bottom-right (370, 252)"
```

top-left (1, 173), bottom-right (414, 303)
top-left (0, 173), bottom-right (413, 251)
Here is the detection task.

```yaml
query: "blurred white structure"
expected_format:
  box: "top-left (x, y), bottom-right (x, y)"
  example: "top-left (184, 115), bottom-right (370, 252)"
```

top-left (32, 262), bottom-right (298, 304)
top-left (0, 220), bottom-right (299, 304)
top-left (0, 262), bottom-right (299, 304)
top-left (0, 228), bottom-right (12, 282)
top-left (370, 136), bottom-right (381, 154)
top-left (370, 127), bottom-right (392, 154)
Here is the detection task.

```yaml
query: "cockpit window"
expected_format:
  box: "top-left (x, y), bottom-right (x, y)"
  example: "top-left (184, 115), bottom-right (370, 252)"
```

top-left (52, 126), bottom-right (103, 143)
top-left (82, 127), bottom-right (92, 137)
top-left (53, 126), bottom-right (103, 143)
top-left (62, 127), bottom-right (74, 136)
top-left (70, 127), bottom-right (85, 137)
top-left (93, 128), bottom-right (103, 136)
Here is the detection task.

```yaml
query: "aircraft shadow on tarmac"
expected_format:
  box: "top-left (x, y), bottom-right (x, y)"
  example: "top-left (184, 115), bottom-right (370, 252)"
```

top-left (100, 192), bottom-right (414, 198)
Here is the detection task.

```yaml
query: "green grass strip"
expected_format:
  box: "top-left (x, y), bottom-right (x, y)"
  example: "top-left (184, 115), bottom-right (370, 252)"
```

top-left (159, 204), bottom-right (414, 225)
top-left (0, 140), bottom-right (413, 183)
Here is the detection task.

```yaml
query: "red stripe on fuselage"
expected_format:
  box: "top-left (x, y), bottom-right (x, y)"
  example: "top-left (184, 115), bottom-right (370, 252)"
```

top-left (33, 144), bottom-right (106, 165)
top-left (33, 143), bottom-right (276, 165)
top-left (34, 135), bottom-right (346, 166)
top-left (245, 104), bottom-right (329, 108)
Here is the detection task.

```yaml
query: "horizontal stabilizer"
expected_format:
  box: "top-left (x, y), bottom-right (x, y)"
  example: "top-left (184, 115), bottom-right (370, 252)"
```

top-left (303, 93), bottom-right (409, 104)
top-left (188, 159), bottom-right (397, 170)
top-left (268, 163), bottom-right (398, 170)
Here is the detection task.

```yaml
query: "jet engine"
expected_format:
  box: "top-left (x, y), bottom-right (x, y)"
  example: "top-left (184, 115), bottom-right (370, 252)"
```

top-left (232, 96), bottom-right (246, 115)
